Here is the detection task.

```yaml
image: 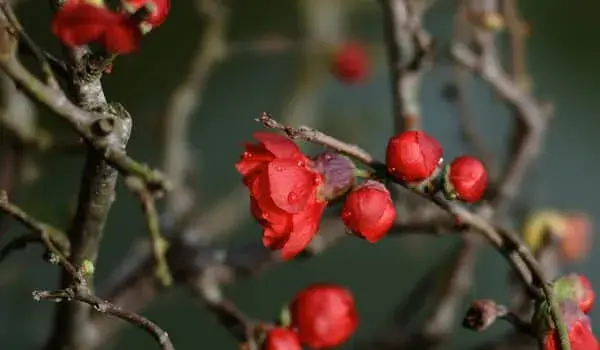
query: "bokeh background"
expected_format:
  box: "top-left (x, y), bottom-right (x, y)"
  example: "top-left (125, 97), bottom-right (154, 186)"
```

top-left (0, 0), bottom-right (599, 349)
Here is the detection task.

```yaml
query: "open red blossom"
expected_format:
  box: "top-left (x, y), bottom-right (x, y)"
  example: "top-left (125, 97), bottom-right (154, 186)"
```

top-left (341, 180), bottom-right (396, 243)
top-left (544, 306), bottom-right (599, 350)
top-left (236, 133), bottom-right (327, 260)
top-left (386, 130), bottom-right (443, 183)
top-left (290, 284), bottom-right (358, 349)
top-left (442, 156), bottom-right (487, 203)
top-left (331, 42), bottom-right (369, 84)
top-left (52, 1), bottom-right (141, 54)
top-left (262, 327), bottom-right (302, 350)
top-left (101, 16), bottom-right (141, 54)
top-left (51, 2), bottom-right (116, 47)
top-left (122, 0), bottom-right (171, 27)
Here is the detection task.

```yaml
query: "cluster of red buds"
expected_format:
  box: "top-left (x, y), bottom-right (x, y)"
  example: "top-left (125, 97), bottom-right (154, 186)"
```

top-left (235, 130), bottom-right (487, 260)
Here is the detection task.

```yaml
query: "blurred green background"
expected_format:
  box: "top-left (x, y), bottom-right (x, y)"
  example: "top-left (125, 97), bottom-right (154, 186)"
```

top-left (1, 0), bottom-right (599, 349)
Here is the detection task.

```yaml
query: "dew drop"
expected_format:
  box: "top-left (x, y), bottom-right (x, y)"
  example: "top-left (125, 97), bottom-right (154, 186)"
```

top-left (288, 192), bottom-right (298, 204)
top-left (297, 160), bottom-right (305, 167)
top-left (275, 166), bottom-right (284, 172)
top-left (324, 153), bottom-right (333, 161)
top-left (243, 151), bottom-right (253, 159)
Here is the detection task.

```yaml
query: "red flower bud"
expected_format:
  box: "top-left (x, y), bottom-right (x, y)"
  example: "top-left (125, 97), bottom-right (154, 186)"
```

top-left (262, 327), bottom-right (302, 350)
top-left (331, 42), bottom-right (369, 84)
top-left (52, 1), bottom-right (141, 54)
top-left (122, 0), bottom-right (171, 28)
top-left (542, 301), bottom-right (599, 350)
top-left (341, 180), bottom-right (396, 243)
top-left (553, 274), bottom-right (595, 314)
top-left (442, 156), bottom-right (487, 203)
top-left (312, 152), bottom-right (356, 200)
top-left (290, 284), bottom-right (358, 349)
top-left (236, 133), bottom-right (327, 260)
top-left (385, 130), bottom-right (443, 183)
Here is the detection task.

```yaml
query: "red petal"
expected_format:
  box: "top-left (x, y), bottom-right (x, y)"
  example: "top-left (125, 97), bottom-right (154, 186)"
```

top-left (280, 200), bottom-right (326, 260)
top-left (249, 172), bottom-right (292, 229)
top-left (101, 16), bottom-right (141, 54)
top-left (51, 3), bottom-right (116, 47)
top-left (262, 227), bottom-right (290, 250)
top-left (268, 159), bottom-right (318, 213)
top-left (253, 132), bottom-right (303, 159)
top-left (123, 0), bottom-right (171, 27)
top-left (363, 202), bottom-right (395, 243)
top-left (235, 143), bottom-right (274, 178)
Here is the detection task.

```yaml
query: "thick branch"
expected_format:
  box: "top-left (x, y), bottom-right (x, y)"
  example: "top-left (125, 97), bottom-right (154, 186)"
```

top-left (0, 56), bottom-right (168, 191)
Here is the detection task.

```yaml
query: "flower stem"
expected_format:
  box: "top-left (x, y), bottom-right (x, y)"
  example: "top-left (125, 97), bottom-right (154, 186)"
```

top-left (543, 284), bottom-right (571, 350)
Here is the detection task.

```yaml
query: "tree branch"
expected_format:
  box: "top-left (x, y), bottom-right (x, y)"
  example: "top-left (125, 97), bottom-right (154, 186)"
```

top-left (257, 112), bottom-right (570, 348)
top-left (379, 0), bottom-right (434, 132)
top-left (0, 191), bottom-right (174, 349)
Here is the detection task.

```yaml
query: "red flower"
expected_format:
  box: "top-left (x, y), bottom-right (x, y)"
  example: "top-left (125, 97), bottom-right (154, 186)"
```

top-left (544, 307), bottom-right (599, 350)
top-left (236, 133), bottom-right (327, 260)
top-left (290, 284), bottom-right (358, 349)
top-left (560, 213), bottom-right (593, 262)
top-left (331, 42), bottom-right (369, 84)
top-left (122, 0), bottom-right (171, 28)
top-left (385, 130), bottom-right (443, 183)
top-left (341, 180), bottom-right (396, 243)
top-left (52, 0), bottom-right (141, 54)
top-left (262, 327), bottom-right (302, 350)
top-left (101, 16), bottom-right (142, 54)
top-left (577, 275), bottom-right (596, 314)
top-left (442, 156), bottom-right (487, 203)
top-left (554, 274), bottom-right (595, 315)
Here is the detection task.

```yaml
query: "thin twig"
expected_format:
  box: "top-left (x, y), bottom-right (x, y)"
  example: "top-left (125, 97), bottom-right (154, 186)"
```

top-left (0, 190), bottom-right (70, 254)
top-left (126, 177), bottom-right (173, 287)
top-left (451, 41), bottom-right (550, 213)
top-left (378, 0), bottom-right (434, 132)
top-left (0, 190), bottom-right (174, 349)
top-left (0, 1), bottom-right (59, 87)
top-left (35, 289), bottom-right (174, 350)
top-left (160, 0), bottom-right (228, 220)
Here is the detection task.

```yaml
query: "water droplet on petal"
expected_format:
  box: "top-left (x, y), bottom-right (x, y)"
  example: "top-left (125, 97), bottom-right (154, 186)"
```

top-left (324, 153), bottom-right (333, 161)
top-left (297, 160), bottom-right (305, 167)
top-left (243, 151), bottom-right (253, 159)
top-left (288, 192), bottom-right (298, 204)
top-left (275, 166), bottom-right (284, 172)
